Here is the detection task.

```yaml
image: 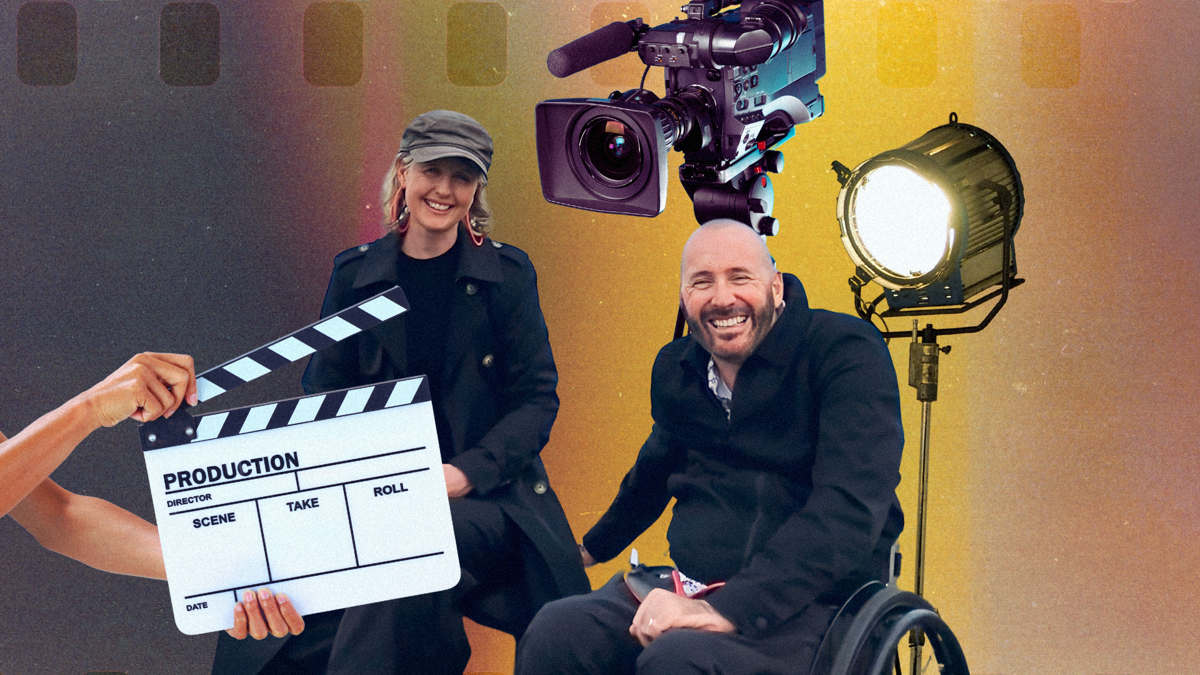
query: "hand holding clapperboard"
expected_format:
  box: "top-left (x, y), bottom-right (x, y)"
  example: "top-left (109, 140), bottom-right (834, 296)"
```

top-left (139, 286), bottom-right (460, 635)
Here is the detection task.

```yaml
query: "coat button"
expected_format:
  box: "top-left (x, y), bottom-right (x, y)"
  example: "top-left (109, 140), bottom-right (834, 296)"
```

top-left (755, 617), bottom-right (769, 631)
top-left (533, 481), bottom-right (547, 495)
top-left (492, 240), bottom-right (503, 249)
top-left (481, 354), bottom-right (494, 367)
top-left (358, 244), bottom-right (369, 252)
top-left (465, 283), bottom-right (478, 295)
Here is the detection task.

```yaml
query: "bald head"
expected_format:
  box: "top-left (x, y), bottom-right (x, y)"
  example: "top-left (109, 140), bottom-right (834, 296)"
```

top-left (681, 219), bottom-right (776, 283)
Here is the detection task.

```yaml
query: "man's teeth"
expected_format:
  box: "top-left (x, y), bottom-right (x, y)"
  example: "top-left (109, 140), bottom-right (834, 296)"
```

top-left (425, 200), bottom-right (451, 211)
top-left (712, 316), bottom-right (747, 328)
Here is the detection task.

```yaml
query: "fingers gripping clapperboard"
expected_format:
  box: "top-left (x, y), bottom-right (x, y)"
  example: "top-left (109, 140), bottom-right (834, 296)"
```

top-left (138, 287), bottom-right (459, 635)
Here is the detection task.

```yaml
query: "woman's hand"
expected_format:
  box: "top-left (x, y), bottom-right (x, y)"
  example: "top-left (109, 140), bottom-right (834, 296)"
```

top-left (443, 464), bottom-right (475, 498)
top-left (227, 588), bottom-right (305, 640)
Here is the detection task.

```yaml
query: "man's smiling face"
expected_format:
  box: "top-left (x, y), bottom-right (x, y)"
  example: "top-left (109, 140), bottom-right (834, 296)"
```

top-left (680, 220), bottom-right (784, 370)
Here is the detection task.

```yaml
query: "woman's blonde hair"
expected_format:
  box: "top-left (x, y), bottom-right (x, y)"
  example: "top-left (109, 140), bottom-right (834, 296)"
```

top-left (380, 152), bottom-right (493, 237)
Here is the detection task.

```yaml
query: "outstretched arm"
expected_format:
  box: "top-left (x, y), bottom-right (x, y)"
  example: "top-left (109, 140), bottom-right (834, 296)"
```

top-left (581, 422), bottom-right (684, 564)
top-left (2, 353), bottom-right (305, 636)
top-left (0, 352), bottom-right (198, 517)
top-left (9, 477), bottom-right (166, 579)
top-left (11, 479), bottom-right (304, 637)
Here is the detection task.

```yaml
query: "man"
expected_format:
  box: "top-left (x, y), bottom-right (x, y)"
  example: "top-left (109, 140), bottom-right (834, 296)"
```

top-left (516, 220), bottom-right (904, 675)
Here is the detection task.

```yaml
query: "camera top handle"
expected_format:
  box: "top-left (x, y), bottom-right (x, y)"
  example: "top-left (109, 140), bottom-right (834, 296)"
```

top-left (547, 1), bottom-right (808, 78)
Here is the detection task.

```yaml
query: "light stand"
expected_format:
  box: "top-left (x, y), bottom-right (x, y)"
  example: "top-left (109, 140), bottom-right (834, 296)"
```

top-left (871, 246), bottom-right (1022, 675)
top-left (905, 322), bottom-right (946, 675)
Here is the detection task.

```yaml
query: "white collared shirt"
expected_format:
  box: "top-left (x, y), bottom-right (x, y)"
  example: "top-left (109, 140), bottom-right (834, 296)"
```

top-left (707, 358), bottom-right (733, 420)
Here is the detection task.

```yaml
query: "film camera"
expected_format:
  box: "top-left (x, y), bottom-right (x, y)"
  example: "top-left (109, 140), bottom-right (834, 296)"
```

top-left (535, 0), bottom-right (825, 234)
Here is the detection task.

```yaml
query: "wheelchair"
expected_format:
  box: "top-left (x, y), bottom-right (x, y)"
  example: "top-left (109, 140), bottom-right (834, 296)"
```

top-left (468, 548), bottom-right (970, 675)
top-left (807, 548), bottom-right (970, 675)
top-left (616, 545), bottom-right (969, 675)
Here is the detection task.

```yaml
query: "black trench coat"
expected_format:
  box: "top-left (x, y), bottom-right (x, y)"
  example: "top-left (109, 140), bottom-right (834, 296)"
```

top-left (212, 227), bottom-right (588, 674)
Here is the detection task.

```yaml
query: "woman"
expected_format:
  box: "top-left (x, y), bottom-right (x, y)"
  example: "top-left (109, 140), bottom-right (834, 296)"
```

top-left (3, 352), bottom-right (303, 640)
top-left (212, 110), bottom-right (588, 675)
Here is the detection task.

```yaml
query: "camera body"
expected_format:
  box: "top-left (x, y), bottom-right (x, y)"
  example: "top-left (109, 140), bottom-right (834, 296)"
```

top-left (536, 0), bottom-right (825, 224)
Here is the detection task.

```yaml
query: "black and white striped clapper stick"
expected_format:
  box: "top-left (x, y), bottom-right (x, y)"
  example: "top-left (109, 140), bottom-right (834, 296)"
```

top-left (140, 285), bottom-right (408, 449)
top-left (196, 286), bottom-right (408, 403)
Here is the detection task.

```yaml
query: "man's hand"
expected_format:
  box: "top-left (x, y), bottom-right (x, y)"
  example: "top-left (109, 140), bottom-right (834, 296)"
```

top-left (227, 588), bottom-right (305, 640)
top-left (629, 588), bottom-right (735, 646)
top-left (80, 353), bottom-right (198, 427)
top-left (443, 464), bottom-right (474, 498)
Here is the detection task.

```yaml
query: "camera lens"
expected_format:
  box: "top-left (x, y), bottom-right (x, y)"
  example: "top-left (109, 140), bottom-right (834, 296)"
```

top-left (580, 117), bottom-right (642, 186)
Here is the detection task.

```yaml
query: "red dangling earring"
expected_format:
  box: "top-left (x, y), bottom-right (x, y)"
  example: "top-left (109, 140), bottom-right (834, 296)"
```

top-left (466, 214), bottom-right (484, 247)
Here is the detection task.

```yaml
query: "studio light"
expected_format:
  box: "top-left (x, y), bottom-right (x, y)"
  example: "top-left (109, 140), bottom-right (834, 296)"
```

top-left (832, 114), bottom-right (1026, 675)
top-left (834, 113), bottom-right (1024, 315)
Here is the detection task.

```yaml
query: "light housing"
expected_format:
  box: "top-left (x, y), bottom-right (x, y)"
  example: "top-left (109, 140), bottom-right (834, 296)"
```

top-left (836, 115), bottom-right (1023, 310)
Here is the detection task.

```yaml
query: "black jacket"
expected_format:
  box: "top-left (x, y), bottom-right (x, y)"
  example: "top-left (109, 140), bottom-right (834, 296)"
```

top-left (214, 227), bottom-right (590, 672)
top-left (302, 229), bottom-right (589, 606)
top-left (212, 229), bottom-right (590, 675)
top-left (582, 274), bottom-right (904, 638)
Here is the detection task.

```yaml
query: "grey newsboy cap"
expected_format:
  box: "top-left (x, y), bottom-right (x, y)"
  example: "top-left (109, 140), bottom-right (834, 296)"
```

top-left (399, 110), bottom-right (493, 176)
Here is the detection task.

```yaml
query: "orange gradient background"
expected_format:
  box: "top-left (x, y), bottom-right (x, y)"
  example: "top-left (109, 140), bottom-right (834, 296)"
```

top-left (1, 2), bottom-right (1197, 674)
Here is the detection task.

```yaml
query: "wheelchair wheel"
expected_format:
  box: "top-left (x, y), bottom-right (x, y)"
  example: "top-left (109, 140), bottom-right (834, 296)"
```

top-left (809, 582), bottom-right (969, 675)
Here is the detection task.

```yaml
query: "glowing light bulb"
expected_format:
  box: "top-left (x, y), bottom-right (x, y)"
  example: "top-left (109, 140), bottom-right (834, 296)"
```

top-left (848, 165), bottom-right (953, 279)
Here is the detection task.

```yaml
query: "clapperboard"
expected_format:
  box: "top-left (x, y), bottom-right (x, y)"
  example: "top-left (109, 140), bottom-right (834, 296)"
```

top-left (138, 287), bottom-right (460, 635)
